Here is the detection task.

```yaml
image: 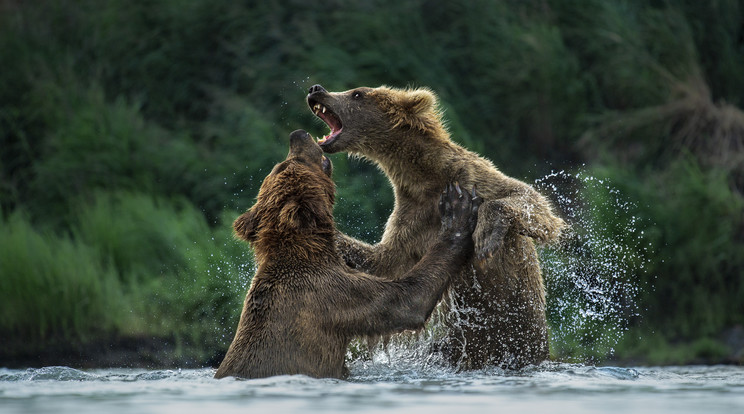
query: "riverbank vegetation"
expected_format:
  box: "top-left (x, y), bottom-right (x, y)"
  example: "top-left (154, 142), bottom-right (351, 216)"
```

top-left (1, 0), bottom-right (742, 367)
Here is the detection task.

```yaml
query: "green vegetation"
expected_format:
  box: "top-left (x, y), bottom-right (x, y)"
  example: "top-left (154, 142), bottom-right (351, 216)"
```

top-left (0, 193), bottom-right (251, 364)
top-left (1, 0), bottom-right (742, 366)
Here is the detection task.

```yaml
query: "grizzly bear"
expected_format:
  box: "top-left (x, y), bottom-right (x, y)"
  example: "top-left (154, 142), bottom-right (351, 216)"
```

top-left (307, 84), bottom-right (566, 369)
top-left (214, 129), bottom-right (480, 379)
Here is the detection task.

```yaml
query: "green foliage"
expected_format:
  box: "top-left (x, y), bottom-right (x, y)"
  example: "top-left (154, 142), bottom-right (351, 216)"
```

top-left (0, 212), bottom-right (126, 345)
top-left (619, 160), bottom-right (744, 339)
top-left (75, 193), bottom-right (253, 355)
top-left (72, 192), bottom-right (204, 282)
top-left (616, 329), bottom-right (733, 366)
top-left (0, 194), bottom-right (250, 361)
top-left (676, 0), bottom-right (744, 106)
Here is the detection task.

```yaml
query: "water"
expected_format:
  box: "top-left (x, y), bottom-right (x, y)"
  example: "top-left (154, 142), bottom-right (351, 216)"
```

top-left (1, 364), bottom-right (742, 413)
top-left (535, 169), bottom-right (650, 359)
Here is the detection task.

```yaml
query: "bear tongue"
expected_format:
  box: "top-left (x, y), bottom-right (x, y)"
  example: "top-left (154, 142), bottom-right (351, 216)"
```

top-left (314, 106), bottom-right (342, 144)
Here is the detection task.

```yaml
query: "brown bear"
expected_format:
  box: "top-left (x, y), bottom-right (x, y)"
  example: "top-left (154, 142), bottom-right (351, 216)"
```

top-left (214, 129), bottom-right (480, 379)
top-left (306, 84), bottom-right (566, 370)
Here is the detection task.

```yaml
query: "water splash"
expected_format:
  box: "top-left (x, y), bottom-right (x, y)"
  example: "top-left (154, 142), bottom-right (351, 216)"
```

top-left (346, 167), bottom-right (649, 369)
top-left (218, 164), bottom-right (648, 369)
top-left (0, 366), bottom-right (99, 382)
top-left (535, 168), bottom-right (649, 362)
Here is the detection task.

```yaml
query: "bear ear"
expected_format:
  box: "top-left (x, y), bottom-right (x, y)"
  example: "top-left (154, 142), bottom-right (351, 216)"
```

top-left (233, 207), bottom-right (259, 243)
top-left (385, 87), bottom-right (440, 132)
top-left (399, 88), bottom-right (436, 116)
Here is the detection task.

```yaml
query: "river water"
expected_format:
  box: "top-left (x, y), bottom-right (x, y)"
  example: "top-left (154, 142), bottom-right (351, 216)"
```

top-left (2, 363), bottom-right (742, 414)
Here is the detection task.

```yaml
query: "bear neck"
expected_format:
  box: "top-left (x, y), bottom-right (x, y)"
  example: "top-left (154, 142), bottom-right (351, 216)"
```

top-left (361, 128), bottom-right (460, 201)
top-left (254, 228), bottom-right (341, 267)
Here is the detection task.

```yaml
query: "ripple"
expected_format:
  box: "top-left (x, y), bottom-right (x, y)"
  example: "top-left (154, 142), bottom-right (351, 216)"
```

top-left (0, 366), bottom-right (101, 382)
top-left (0, 365), bottom-right (742, 414)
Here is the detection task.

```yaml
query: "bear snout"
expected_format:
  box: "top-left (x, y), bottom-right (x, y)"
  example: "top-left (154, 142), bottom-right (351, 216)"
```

top-left (308, 84), bottom-right (327, 94)
top-left (289, 129), bottom-right (313, 146)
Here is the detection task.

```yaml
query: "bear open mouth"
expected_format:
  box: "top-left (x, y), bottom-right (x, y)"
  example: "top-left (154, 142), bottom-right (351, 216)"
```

top-left (309, 99), bottom-right (342, 145)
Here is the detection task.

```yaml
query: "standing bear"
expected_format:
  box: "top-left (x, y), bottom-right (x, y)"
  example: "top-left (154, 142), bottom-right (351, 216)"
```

top-left (214, 130), bottom-right (480, 379)
top-left (307, 84), bottom-right (566, 369)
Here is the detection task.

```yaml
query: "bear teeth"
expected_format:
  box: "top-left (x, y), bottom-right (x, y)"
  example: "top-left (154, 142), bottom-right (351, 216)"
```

top-left (313, 103), bottom-right (328, 116)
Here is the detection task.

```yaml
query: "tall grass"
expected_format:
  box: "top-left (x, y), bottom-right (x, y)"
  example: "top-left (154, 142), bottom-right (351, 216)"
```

top-left (71, 192), bottom-right (253, 358)
top-left (629, 160), bottom-right (744, 339)
top-left (0, 212), bottom-right (126, 349)
top-left (0, 193), bottom-right (252, 362)
top-left (73, 192), bottom-right (205, 282)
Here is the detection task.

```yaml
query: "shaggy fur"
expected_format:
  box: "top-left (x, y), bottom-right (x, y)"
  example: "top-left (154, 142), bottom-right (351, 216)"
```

top-left (214, 130), bottom-right (480, 379)
top-left (307, 84), bottom-right (566, 369)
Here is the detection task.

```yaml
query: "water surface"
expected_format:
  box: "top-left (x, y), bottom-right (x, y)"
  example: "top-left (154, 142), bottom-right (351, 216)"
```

top-left (2, 363), bottom-right (742, 413)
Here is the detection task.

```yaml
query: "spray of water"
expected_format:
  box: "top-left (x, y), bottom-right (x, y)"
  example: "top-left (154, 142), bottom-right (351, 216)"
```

top-left (346, 168), bottom-right (650, 371)
top-left (535, 168), bottom-right (648, 363)
top-left (216, 161), bottom-right (649, 371)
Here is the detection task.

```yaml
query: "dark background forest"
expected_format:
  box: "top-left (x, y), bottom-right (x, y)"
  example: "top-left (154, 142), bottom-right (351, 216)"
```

top-left (1, 0), bottom-right (743, 367)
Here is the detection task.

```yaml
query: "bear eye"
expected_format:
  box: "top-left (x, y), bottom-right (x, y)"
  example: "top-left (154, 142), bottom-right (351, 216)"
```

top-left (352, 90), bottom-right (363, 100)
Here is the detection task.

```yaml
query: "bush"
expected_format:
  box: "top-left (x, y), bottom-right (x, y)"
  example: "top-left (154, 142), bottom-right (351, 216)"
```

top-left (0, 193), bottom-right (253, 362)
top-left (630, 160), bottom-right (744, 339)
top-left (0, 212), bottom-right (125, 347)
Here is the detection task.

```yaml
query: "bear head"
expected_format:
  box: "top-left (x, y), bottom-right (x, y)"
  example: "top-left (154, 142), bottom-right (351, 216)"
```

top-left (233, 130), bottom-right (336, 262)
top-left (307, 84), bottom-right (445, 155)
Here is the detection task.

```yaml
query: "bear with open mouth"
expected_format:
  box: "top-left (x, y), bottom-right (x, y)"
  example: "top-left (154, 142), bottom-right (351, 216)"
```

top-left (214, 130), bottom-right (480, 379)
top-left (307, 84), bottom-right (566, 370)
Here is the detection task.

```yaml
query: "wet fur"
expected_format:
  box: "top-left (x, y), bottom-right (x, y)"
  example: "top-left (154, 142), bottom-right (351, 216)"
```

top-left (215, 131), bottom-right (478, 379)
top-left (308, 85), bottom-right (566, 369)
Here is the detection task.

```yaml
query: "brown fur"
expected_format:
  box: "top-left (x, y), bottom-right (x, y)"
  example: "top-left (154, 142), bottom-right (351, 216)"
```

top-left (214, 130), bottom-right (480, 379)
top-left (307, 85), bottom-right (566, 369)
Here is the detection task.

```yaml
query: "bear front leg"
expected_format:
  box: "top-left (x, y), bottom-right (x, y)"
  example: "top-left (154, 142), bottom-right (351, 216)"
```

top-left (335, 230), bottom-right (379, 272)
top-left (472, 199), bottom-right (514, 266)
top-left (473, 188), bottom-right (566, 267)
